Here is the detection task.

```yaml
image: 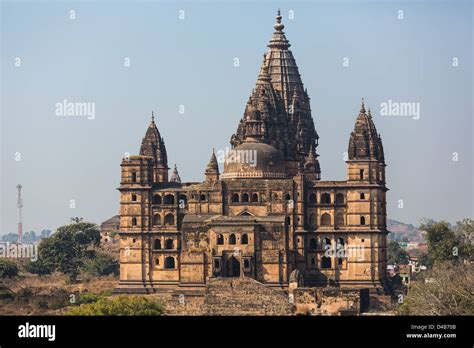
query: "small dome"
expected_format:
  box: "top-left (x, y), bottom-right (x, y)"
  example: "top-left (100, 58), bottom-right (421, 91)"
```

top-left (221, 142), bottom-right (286, 179)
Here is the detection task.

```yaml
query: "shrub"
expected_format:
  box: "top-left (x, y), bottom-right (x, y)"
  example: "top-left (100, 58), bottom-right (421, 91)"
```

top-left (0, 259), bottom-right (19, 278)
top-left (24, 259), bottom-right (53, 275)
top-left (67, 296), bottom-right (164, 316)
top-left (83, 253), bottom-right (119, 277)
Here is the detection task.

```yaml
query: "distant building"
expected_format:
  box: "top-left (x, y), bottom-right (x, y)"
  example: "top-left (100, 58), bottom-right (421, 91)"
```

top-left (100, 215), bottom-right (120, 243)
top-left (398, 264), bottom-right (412, 287)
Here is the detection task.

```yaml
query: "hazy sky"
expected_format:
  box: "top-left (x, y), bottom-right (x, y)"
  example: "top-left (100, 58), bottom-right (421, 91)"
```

top-left (1, 0), bottom-right (472, 235)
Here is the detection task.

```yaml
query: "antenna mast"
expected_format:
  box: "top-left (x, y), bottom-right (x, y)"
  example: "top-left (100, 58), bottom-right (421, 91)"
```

top-left (16, 184), bottom-right (23, 244)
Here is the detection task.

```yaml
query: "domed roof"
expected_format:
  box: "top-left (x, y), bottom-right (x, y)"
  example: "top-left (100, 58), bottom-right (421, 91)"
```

top-left (221, 142), bottom-right (286, 179)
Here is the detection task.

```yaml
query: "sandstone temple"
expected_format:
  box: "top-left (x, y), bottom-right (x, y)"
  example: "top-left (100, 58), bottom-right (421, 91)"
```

top-left (116, 11), bottom-right (389, 295)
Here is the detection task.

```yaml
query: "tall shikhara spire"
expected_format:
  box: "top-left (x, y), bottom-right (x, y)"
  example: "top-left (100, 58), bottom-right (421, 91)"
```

top-left (140, 112), bottom-right (169, 182)
top-left (231, 10), bottom-right (320, 177)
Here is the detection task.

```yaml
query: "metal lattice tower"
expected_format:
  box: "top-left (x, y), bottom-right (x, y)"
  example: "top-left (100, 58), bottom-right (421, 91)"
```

top-left (16, 184), bottom-right (23, 244)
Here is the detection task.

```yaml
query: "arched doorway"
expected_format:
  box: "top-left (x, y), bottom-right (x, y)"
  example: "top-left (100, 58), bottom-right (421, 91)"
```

top-left (226, 256), bottom-right (240, 277)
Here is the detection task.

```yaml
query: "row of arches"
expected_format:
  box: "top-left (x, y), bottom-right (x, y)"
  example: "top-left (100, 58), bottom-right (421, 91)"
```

top-left (308, 192), bottom-right (367, 205)
top-left (130, 213), bottom-right (176, 227)
top-left (231, 192), bottom-right (295, 203)
top-left (308, 237), bottom-right (345, 250)
top-left (152, 194), bottom-right (188, 205)
top-left (308, 213), bottom-right (367, 228)
top-left (232, 193), bottom-right (259, 203)
top-left (153, 213), bottom-right (175, 226)
top-left (309, 192), bottom-right (346, 205)
top-left (217, 233), bottom-right (249, 245)
top-left (153, 238), bottom-right (175, 250)
top-left (155, 256), bottom-right (176, 269)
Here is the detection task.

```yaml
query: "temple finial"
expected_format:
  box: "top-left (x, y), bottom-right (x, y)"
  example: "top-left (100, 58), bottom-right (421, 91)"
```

top-left (151, 111), bottom-right (155, 123)
top-left (360, 98), bottom-right (366, 114)
top-left (274, 9), bottom-right (284, 31)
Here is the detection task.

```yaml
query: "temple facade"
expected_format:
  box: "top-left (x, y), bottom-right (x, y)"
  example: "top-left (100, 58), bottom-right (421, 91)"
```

top-left (116, 11), bottom-right (389, 294)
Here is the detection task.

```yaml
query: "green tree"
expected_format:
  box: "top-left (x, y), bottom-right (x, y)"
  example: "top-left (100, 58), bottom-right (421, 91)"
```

top-left (387, 240), bottom-right (409, 265)
top-left (31, 221), bottom-right (100, 282)
top-left (0, 259), bottom-right (19, 278)
top-left (420, 220), bottom-right (467, 265)
top-left (67, 296), bottom-right (164, 316)
top-left (83, 252), bottom-right (119, 277)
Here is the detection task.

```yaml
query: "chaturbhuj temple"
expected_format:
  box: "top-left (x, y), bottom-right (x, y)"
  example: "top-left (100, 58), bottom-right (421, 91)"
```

top-left (116, 11), bottom-right (388, 294)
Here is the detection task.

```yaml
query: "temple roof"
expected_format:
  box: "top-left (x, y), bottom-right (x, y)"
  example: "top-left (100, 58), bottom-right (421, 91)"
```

top-left (230, 10), bottom-right (320, 175)
top-left (170, 164), bottom-right (181, 183)
top-left (205, 149), bottom-right (219, 174)
top-left (348, 99), bottom-right (385, 163)
top-left (139, 112), bottom-right (168, 168)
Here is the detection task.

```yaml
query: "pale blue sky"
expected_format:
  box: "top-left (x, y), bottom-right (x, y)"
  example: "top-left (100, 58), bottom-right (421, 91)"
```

top-left (1, 0), bottom-right (472, 234)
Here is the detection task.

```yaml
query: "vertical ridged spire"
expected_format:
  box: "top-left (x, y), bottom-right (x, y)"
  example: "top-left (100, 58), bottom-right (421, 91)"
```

top-left (348, 99), bottom-right (385, 163)
top-left (140, 111), bottom-right (169, 182)
top-left (170, 164), bottom-right (181, 183)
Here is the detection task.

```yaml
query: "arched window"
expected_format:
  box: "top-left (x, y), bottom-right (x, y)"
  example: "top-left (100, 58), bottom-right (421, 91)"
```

top-left (309, 238), bottom-right (317, 250)
top-left (242, 193), bottom-right (249, 203)
top-left (152, 194), bottom-right (162, 204)
top-left (164, 213), bottom-right (175, 226)
top-left (360, 169), bottom-right (364, 180)
top-left (285, 216), bottom-right (291, 227)
top-left (229, 234), bottom-right (236, 245)
top-left (308, 213), bottom-right (316, 229)
top-left (131, 217), bottom-right (137, 226)
top-left (153, 214), bottom-right (161, 226)
top-left (251, 193), bottom-right (258, 203)
top-left (311, 257), bottom-right (315, 266)
top-left (336, 238), bottom-right (345, 250)
top-left (232, 193), bottom-right (239, 203)
top-left (285, 193), bottom-right (292, 201)
top-left (335, 193), bottom-right (345, 204)
top-left (309, 193), bottom-right (317, 205)
top-left (153, 239), bottom-right (161, 250)
top-left (321, 193), bottom-right (331, 204)
top-left (360, 192), bottom-right (365, 200)
top-left (200, 194), bottom-right (206, 201)
top-left (131, 194), bottom-right (137, 202)
top-left (323, 238), bottom-right (331, 250)
top-left (164, 194), bottom-right (175, 205)
top-left (321, 213), bottom-right (331, 226)
top-left (217, 234), bottom-right (224, 245)
top-left (131, 171), bottom-right (137, 183)
top-left (360, 216), bottom-right (366, 225)
top-left (164, 257), bottom-right (175, 269)
top-left (321, 256), bottom-right (331, 269)
top-left (165, 239), bottom-right (173, 249)
top-left (335, 212), bottom-right (344, 227)
top-left (241, 234), bottom-right (248, 244)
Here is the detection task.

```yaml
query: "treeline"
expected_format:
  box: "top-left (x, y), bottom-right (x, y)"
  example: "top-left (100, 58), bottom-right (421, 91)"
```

top-left (1, 229), bottom-right (52, 243)
top-left (0, 218), bottom-right (119, 283)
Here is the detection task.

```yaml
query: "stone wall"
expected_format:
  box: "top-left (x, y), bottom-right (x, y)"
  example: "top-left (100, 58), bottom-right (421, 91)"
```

top-left (292, 287), bottom-right (369, 315)
top-left (162, 277), bottom-right (292, 316)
